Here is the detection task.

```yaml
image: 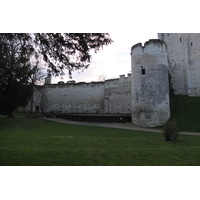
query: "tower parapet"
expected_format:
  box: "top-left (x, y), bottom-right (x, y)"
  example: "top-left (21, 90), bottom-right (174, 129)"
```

top-left (131, 39), bottom-right (170, 127)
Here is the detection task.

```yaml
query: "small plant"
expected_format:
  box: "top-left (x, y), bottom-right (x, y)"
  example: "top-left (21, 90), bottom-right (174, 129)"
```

top-left (163, 120), bottom-right (179, 141)
top-left (43, 112), bottom-right (56, 118)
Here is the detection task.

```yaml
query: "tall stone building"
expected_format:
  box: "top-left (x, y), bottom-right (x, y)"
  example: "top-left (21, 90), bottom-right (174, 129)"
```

top-left (158, 33), bottom-right (200, 96)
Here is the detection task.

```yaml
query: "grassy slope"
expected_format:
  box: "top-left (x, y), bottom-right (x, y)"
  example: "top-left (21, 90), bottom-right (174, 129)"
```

top-left (0, 117), bottom-right (200, 166)
top-left (170, 95), bottom-right (200, 132)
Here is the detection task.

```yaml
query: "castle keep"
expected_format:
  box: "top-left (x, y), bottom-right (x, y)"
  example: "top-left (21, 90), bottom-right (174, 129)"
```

top-left (25, 33), bottom-right (200, 127)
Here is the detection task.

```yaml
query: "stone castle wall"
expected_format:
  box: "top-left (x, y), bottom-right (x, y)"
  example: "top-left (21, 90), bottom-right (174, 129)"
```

top-left (41, 82), bottom-right (105, 114)
top-left (158, 33), bottom-right (200, 96)
top-left (25, 75), bottom-right (131, 114)
top-left (104, 74), bottom-right (131, 114)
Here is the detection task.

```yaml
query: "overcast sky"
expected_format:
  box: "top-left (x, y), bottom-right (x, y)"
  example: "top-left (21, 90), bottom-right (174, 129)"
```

top-left (51, 32), bottom-right (158, 83)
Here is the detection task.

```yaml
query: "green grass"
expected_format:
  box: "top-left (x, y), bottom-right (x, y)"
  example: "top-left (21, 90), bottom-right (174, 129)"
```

top-left (1, 117), bottom-right (200, 166)
top-left (170, 95), bottom-right (200, 132)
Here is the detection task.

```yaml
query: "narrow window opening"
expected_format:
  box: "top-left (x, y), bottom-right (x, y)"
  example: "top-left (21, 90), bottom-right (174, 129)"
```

top-left (180, 37), bottom-right (182, 42)
top-left (191, 42), bottom-right (193, 46)
top-left (35, 106), bottom-right (40, 112)
top-left (141, 68), bottom-right (145, 75)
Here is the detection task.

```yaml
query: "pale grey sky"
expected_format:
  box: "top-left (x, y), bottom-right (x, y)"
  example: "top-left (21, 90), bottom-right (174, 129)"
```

top-left (52, 32), bottom-right (158, 83)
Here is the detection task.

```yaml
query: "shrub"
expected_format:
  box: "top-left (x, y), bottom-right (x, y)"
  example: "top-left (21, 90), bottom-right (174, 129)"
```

top-left (43, 112), bottom-right (56, 118)
top-left (163, 120), bottom-right (179, 141)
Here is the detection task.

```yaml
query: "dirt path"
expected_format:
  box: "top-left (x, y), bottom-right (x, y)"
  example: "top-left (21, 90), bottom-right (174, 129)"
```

top-left (46, 118), bottom-right (200, 136)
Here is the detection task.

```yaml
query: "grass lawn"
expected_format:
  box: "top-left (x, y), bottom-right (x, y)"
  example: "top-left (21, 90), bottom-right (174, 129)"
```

top-left (1, 116), bottom-right (200, 166)
top-left (170, 95), bottom-right (200, 132)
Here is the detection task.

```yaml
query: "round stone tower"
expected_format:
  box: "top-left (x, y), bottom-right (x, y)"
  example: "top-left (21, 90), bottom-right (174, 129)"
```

top-left (131, 39), bottom-right (170, 127)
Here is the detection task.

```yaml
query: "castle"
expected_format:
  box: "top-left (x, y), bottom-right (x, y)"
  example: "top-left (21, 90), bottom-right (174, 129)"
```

top-left (25, 33), bottom-right (200, 127)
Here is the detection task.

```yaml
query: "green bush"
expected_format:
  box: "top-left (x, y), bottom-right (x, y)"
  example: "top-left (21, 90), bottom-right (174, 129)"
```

top-left (43, 112), bottom-right (56, 118)
top-left (163, 120), bottom-right (179, 141)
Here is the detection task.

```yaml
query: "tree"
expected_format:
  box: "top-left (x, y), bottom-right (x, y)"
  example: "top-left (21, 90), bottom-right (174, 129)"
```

top-left (98, 74), bottom-right (107, 81)
top-left (0, 34), bottom-right (40, 117)
top-left (0, 33), bottom-right (113, 116)
top-left (33, 33), bottom-right (113, 77)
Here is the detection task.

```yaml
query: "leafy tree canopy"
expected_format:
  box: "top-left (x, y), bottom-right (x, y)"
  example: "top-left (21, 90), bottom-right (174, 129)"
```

top-left (34, 33), bottom-right (113, 76)
top-left (0, 33), bottom-right (113, 116)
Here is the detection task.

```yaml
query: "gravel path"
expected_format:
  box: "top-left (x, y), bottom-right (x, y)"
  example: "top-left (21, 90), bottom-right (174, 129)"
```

top-left (46, 118), bottom-right (200, 136)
